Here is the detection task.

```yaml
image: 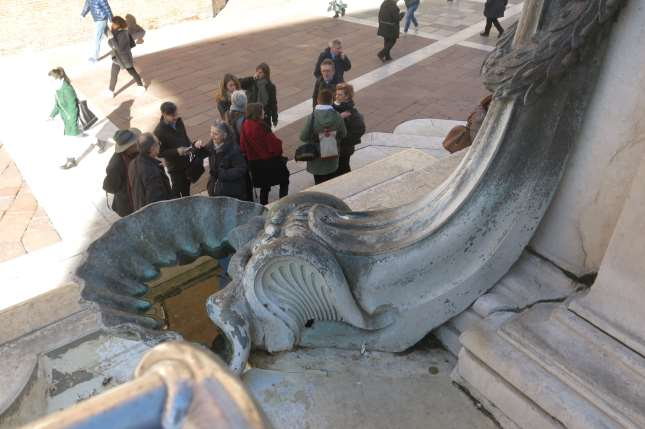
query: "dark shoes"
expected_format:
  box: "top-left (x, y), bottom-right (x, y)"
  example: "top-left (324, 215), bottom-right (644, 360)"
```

top-left (60, 158), bottom-right (78, 170)
top-left (377, 52), bottom-right (393, 63)
top-left (95, 139), bottom-right (108, 154)
top-left (480, 30), bottom-right (504, 37)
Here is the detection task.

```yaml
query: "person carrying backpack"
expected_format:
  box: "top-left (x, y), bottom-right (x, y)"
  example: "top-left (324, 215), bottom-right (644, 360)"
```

top-left (300, 89), bottom-right (347, 185)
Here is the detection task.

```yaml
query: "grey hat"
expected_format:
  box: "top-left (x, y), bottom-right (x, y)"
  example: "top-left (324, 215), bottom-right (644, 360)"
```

top-left (113, 128), bottom-right (141, 153)
top-left (230, 90), bottom-right (248, 112)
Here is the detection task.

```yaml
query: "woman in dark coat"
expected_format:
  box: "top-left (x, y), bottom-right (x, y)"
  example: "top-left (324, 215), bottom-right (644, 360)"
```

top-left (195, 122), bottom-right (249, 200)
top-left (240, 63), bottom-right (279, 129)
top-left (107, 16), bottom-right (145, 97)
top-left (128, 133), bottom-right (172, 211)
top-left (239, 103), bottom-right (290, 205)
top-left (377, 0), bottom-right (402, 62)
top-left (332, 83), bottom-right (366, 177)
top-left (481, 0), bottom-right (508, 37)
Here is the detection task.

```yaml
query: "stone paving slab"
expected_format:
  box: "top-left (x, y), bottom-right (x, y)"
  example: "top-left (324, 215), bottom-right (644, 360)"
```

top-left (0, 146), bottom-right (60, 262)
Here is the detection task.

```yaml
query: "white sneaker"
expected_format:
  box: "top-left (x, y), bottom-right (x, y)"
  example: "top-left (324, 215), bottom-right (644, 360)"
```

top-left (414, 26), bottom-right (419, 34)
top-left (103, 89), bottom-right (115, 98)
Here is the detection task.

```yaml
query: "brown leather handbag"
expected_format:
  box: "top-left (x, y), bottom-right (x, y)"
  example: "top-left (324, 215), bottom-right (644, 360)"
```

top-left (442, 125), bottom-right (472, 153)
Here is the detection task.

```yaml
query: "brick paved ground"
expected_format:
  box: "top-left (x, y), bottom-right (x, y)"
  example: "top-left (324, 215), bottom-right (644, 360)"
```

top-left (0, 0), bottom-right (522, 262)
top-left (70, 17), bottom-right (490, 179)
top-left (71, 19), bottom-right (431, 149)
top-left (275, 45), bottom-right (489, 153)
top-left (0, 146), bottom-right (60, 263)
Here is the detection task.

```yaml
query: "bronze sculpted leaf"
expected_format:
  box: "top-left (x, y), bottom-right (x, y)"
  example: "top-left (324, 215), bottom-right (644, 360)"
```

top-left (482, 0), bottom-right (627, 102)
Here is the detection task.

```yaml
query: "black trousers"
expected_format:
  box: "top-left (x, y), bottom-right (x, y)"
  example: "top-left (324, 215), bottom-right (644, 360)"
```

top-left (314, 173), bottom-right (336, 185)
top-left (378, 37), bottom-right (397, 60)
top-left (484, 18), bottom-right (504, 34)
top-left (169, 171), bottom-right (191, 198)
top-left (335, 154), bottom-right (352, 177)
top-left (259, 183), bottom-right (289, 205)
top-left (109, 63), bottom-right (143, 92)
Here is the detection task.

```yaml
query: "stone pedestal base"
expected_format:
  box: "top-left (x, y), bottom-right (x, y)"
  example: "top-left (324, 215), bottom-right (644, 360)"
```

top-left (454, 303), bottom-right (645, 429)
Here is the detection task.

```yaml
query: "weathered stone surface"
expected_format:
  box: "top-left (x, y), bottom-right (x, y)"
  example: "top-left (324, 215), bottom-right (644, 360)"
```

top-left (451, 6), bottom-right (645, 428)
top-left (530, 0), bottom-right (645, 276)
top-left (569, 148), bottom-right (645, 356)
top-left (244, 344), bottom-right (497, 429)
top-left (435, 251), bottom-right (579, 356)
top-left (457, 303), bottom-right (645, 429)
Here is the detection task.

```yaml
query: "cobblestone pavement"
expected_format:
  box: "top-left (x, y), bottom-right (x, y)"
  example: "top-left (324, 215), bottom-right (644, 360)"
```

top-left (0, 0), bottom-right (522, 262)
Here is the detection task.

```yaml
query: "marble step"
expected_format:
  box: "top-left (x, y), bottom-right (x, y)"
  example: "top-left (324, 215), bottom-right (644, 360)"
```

top-left (435, 251), bottom-right (579, 356)
top-left (393, 118), bottom-right (466, 138)
top-left (457, 304), bottom-right (645, 429)
top-left (357, 132), bottom-right (450, 159)
top-left (244, 345), bottom-right (497, 429)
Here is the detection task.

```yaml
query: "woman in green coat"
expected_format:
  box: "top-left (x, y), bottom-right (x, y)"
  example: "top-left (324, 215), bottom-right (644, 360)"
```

top-left (48, 68), bottom-right (80, 137)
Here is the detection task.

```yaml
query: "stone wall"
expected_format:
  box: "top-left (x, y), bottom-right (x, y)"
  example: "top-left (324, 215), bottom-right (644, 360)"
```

top-left (0, 0), bottom-right (226, 56)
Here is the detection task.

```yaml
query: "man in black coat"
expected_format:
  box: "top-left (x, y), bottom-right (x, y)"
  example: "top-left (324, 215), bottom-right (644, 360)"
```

top-left (102, 128), bottom-right (139, 217)
top-left (313, 39), bottom-right (352, 83)
top-left (480, 0), bottom-right (508, 37)
top-left (312, 59), bottom-right (340, 108)
top-left (377, 0), bottom-right (402, 62)
top-left (153, 101), bottom-right (193, 198)
top-left (128, 133), bottom-right (172, 211)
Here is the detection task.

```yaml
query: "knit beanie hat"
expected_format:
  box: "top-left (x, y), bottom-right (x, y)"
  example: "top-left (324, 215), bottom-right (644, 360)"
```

top-left (230, 90), bottom-right (248, 113)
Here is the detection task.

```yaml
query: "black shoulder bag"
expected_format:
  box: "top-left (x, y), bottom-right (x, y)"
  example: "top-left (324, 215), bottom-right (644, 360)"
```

top-left (294, 111), bottom-right (320, 162)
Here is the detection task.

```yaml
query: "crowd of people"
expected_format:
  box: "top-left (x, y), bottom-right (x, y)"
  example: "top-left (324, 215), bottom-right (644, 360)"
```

top-left (94, 40), bottom-right (366, 217)
top-left (46, 0), bottom-right (505, 215)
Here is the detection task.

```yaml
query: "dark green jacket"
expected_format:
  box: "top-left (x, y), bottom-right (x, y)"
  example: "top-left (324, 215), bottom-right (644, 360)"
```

top-left (50, 81), bottom-right (80, 136)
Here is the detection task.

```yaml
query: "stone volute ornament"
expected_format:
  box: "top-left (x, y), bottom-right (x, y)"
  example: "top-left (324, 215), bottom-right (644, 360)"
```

top-left (76, 0), bottom-right (627, 374)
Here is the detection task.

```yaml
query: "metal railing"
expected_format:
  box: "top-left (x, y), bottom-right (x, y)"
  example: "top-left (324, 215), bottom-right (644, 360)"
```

top-left (24, 342), bottom-right (272, 429)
